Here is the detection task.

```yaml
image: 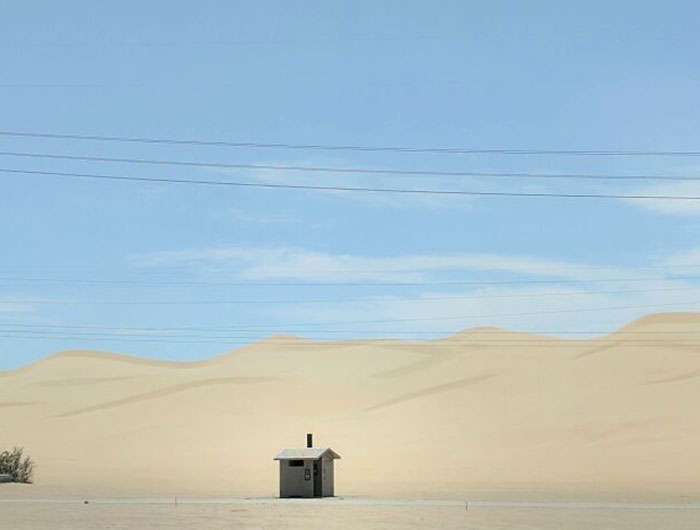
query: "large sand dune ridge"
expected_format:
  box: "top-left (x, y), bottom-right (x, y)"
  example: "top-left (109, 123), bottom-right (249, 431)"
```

top-left (1, 312), bottom-right (699, 498)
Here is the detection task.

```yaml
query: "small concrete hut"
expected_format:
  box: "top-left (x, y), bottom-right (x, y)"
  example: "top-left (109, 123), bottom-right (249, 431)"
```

top-left (274, 434), bottom-right (340, 498)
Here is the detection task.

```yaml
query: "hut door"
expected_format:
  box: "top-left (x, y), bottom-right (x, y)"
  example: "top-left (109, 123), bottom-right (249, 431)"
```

top-left (313, 461), bottom-right (322, 497)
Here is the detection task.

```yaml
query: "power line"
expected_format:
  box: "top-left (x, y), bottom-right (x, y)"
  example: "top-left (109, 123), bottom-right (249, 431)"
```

top-left (0, 323), bottom-right (698, 345)
top-left (4, 333), bottom-right (699, 346)
top-left (172, 300), bottom-right (700, 328)
top-left (0, 322), bottom-right (698, 342)
top-left (4, 167), bottom-right (700, 200)
top-left (1, 130), bottom-right (699, 157)
top-left (1, 150), bottom-right (699, 182)
top-left (2, 322), bottom-right (699, 335)
top-left (3, 262), bottom-right (700, 277)
top-left (2, 306), bottom-right (699, 343)
top-left (2, 285), bottom-right (699, 306)
top-left (5, 300), bottom-right (697, 330)
top-left (0, 275), bottom-right (698, 287)
top-left (0, 332), bottom-right (244, 345)
top-left (1, 35), bottom-right (469, 48)
top-left (0, 330), bottom-right (697, 346)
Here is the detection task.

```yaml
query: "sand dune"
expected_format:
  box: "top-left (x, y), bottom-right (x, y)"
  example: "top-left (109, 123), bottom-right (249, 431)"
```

top-left (1, 312), bottom-right (699, 498)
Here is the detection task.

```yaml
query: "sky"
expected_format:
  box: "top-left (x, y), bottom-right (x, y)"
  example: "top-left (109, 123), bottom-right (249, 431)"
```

top-left (2, 1), bottom-right (700, 369)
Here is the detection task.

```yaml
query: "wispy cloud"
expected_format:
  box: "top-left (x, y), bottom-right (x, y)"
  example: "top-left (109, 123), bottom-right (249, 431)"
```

top-left (213, 207), bottom-right (302, 225)
top-left (209, 157), bottom-right (493, 210)
top-left (0, 297), bottom-right (39, 313)
top-left (256, 282), bottom-right (700, 338)
top-left (127, 246), bottom-right (700, 337)
top-left (212, 207), bottom-right (334, 230)
top-left (132, 246), bottom-right (646, 282)
top-left (622, 181), bottom-right (700, 216)
top-left (659, 248), bottom-right (700, 274)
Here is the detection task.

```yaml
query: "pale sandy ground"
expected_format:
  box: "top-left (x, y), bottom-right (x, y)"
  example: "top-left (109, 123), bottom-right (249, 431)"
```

top-left (1, 496), bottom-right (699, 530)
top-left (1, 312), bottom-right (699, 504)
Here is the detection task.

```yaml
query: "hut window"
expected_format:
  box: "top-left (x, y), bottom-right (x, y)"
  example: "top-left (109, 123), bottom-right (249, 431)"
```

top-left (289, 460), bottom-right (304, 467)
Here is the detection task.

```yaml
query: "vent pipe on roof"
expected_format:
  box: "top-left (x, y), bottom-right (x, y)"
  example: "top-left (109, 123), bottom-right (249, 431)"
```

top-left (307, 433), bottom-right (313, 448)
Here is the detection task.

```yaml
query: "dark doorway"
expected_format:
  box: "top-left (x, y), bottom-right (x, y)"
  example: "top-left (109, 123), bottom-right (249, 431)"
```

top-left (313, 461), bottom-right (322, 497)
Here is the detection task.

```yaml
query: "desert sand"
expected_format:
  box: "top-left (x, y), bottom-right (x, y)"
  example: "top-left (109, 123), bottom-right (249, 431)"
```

top-left (1, 311), bottom-right (699, 505)
top-left (2, 495), bottom-right (700, 530)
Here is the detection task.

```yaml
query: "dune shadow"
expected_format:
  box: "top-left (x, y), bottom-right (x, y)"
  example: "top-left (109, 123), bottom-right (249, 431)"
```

top-left (29, 376), bottom-right (134, 388)
top-left (364, 373), bottom-right (499, 412)
top-left (573, 341), bottom-right (621, 360)
top-left (54, 376), bottom-right (275, 418)
top-left (645, 368), bottom-right (700, 385)
top-left (371, 350), bottom-right (459, 379)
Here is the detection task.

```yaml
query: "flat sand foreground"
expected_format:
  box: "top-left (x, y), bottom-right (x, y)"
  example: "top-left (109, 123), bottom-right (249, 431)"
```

top-left (1, 498), bottom-right (699, 530)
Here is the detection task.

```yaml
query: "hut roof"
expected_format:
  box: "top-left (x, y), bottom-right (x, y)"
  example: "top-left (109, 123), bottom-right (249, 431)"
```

top-left (274, 448), bottom-right (341, 460)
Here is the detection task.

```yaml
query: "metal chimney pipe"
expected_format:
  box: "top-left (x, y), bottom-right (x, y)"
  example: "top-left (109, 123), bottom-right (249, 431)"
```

top-left (306, 433), bottom-right (313, 448)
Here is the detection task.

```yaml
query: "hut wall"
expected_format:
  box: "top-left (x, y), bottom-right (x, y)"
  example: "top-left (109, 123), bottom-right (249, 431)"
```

top-left (279, 459), bottom-right (314, 498)
top-left (321, 456), bottom-right (334, 497)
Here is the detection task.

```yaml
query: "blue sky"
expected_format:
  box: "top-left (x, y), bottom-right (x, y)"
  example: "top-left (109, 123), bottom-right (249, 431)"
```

top-left (2, 1), bottom-right (700, 369)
